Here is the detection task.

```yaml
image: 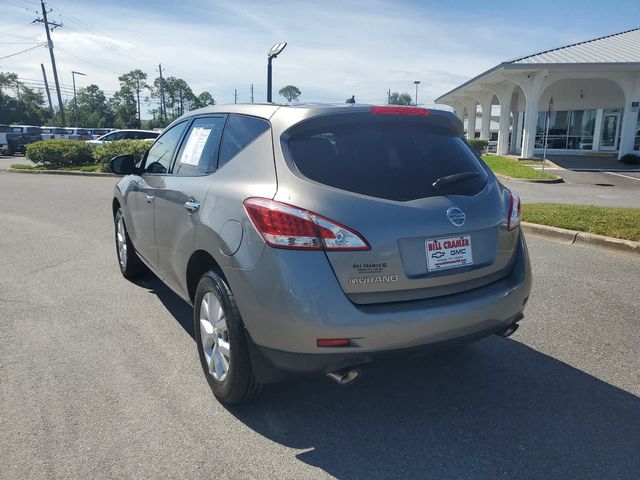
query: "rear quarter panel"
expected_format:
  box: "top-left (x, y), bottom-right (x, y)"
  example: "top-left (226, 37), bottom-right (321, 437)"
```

top-left (195, 129), bottom-right (277, 272)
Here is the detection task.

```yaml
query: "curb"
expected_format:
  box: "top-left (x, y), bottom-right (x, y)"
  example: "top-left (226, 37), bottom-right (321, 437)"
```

top-left (7, 168), bottom-right (121, 178)
top-left (494, 173), bottom-right (564, 184)
top-left (521, 222), bottom-right (639, 256)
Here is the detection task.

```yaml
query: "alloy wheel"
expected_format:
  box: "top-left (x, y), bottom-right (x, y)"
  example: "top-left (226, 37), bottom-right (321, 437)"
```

top-left (199, 292), bottom-right (231, 381)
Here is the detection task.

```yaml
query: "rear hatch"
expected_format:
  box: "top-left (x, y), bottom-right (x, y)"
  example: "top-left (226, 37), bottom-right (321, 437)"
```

top-left (279, 108), bottom-right (519, 305)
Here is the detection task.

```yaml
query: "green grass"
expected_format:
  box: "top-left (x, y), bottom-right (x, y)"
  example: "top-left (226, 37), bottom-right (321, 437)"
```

top-left (482, 155), bottom-right (556, 180)
top-left (523, 204), bottom-right (640, 241)
top-left (11, 163), bottom-right (106, 172)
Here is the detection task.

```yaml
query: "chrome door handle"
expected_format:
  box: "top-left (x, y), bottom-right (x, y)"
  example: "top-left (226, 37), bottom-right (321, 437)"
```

top-left (184, 200), bottom-right (201, 213)
top-left (146, 194), bottom-right (155, 203)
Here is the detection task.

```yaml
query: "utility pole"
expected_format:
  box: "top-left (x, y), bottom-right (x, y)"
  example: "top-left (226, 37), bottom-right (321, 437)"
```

top-left (234, 89), bottom-right (237, 104)
top-left (135, 76), bottom-right (141, 127)
top-left (34, 1), bottom-right (65, 126)
top-left (413, 80), bottom-right (421, 107)
top-left (41, 64), bottom-right (54, 118)
top-left (388, 89), bottom-right (391, 104)
top-left (251, 84), bottom-right (254, 103)
top-left (71, 71), bottom-right (86, 125)
top-left (158, 64), bottom-right (166, 125)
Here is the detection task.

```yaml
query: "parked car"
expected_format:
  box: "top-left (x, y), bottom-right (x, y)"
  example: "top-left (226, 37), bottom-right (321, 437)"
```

top-left (0, 124), bottom-right (13, 155)
top-left (87, 129), bottom-right (159, 147)
top-left (8, 125), bottom-right (43, 154)
top-left (41, 127), bottom-right (71, 140)
top-left (66, 128), bottom-right (92, 141)
top-left (110, 104), bottom-right (532, 404)
top-left (88, 128), bottom-right (112, 140)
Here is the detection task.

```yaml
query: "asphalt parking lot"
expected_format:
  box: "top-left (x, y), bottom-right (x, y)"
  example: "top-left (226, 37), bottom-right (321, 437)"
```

top-left (1, 172), bottom-right (639, 480)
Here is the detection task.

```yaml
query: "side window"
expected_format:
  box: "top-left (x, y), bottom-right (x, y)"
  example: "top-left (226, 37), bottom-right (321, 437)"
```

top-left (143, 121), bottom-right (189, 174)
top-left (109, 132), bottom-right (126, 140)
top-left (218, 115), bottom-right (270, 169)
top-left (142, 132), bottom-right (159, 139)
top-left (175, 117), bottom-right (226, 176)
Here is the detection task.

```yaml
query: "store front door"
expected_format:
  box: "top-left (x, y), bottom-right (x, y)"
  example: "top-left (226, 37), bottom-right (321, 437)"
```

top-left (600, 109), bottom-right (621, 150)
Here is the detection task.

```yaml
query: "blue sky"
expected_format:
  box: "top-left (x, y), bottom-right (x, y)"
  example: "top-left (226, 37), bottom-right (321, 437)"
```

top-left (1, 0), bottom-right (638, 114)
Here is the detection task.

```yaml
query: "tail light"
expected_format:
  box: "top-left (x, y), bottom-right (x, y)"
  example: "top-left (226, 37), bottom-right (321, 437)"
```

top-left (243, 197), bottom-right (370, 251)
top-left (507, 190), bottom-right (521, 230)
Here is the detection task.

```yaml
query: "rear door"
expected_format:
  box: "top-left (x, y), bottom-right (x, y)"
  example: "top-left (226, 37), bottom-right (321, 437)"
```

top-left (153, 115), bottom-right (226, 296)
top-left (126, 120), bottom-right (190, 268)
top-left (279, 110), bottom-right (517, 304)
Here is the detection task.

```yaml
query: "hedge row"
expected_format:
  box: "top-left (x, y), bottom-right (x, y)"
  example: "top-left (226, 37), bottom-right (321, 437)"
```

top-left (467, 138), bottom-right (489, 156)
top-left (26, 139), bottom-right (149, 170)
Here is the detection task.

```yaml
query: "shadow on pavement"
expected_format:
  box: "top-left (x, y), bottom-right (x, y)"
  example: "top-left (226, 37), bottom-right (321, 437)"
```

top-left (133, 273), bottom-right (195, 339)
top-left (233, 338), bottom-right (639, 479)
top-left (139, 274), bottom-right (640, 479)
top-left (548, 154), bottom-right (637, 171)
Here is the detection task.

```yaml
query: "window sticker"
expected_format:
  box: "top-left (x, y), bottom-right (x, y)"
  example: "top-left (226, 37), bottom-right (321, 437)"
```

top-left (181, 127), bottom-right (212, 166)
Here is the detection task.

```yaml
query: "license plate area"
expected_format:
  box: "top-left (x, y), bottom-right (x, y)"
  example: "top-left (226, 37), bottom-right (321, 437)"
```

top-left (426, 234), bottom-right (473, 272)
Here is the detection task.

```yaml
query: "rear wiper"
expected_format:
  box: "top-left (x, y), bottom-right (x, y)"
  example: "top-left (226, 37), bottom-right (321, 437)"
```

top-left (432, 171), bottom-right (480, 190)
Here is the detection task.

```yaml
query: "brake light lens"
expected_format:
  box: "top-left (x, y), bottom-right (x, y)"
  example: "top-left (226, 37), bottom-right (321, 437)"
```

top-left (317, 338), bottom-right (350, 347)
top-left (507, 190), bottom-right (521, 230)
top-left (370, 106), bottom-right (429, 116)
top-left (243, 197), bottom-right (370, 251)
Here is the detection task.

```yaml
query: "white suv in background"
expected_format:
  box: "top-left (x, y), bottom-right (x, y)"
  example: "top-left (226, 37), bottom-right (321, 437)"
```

top-left (87, 129), bottom-right (159, 147)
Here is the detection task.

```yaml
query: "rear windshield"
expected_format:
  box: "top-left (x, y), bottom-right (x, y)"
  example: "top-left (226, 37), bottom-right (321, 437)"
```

top-left (285, 114), bottom-right (488, 201)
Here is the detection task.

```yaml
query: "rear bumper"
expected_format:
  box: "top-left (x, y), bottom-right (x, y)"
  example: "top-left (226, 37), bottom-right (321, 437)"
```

top-left (226, 229), bottom-right (531, 369)
top-left (251, 311), bottom-right (523, 376)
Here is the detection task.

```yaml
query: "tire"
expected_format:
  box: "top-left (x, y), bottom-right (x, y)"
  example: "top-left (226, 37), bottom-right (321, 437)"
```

top-left (194, 271), bottom-right (261, 404)
top-left (114, 208), bottom-right (147, 279)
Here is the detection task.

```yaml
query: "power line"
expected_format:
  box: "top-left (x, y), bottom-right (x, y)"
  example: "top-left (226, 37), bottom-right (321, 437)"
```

top-left (0, 43), bottom-right (45, 60)
top-left (0, 40), bottom-right (42, 45)
top-left (55, 45), bottom-right (125, 76)
top-left (0, 23), bottom-right (37, 39)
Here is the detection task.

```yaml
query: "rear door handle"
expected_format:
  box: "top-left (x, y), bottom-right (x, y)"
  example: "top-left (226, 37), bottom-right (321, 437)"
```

top-left (184, 200), bottom-right (201, 213)
top-left (146, 194), bottom-right (155, 203)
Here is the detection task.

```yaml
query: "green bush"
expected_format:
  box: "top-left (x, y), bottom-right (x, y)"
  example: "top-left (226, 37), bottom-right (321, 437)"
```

top-left (93, 140), bottom-right (149, 167)
top-left (468, 138), bottom-right (489, 156)
top-left (26, 140), bottom-right (95, 168)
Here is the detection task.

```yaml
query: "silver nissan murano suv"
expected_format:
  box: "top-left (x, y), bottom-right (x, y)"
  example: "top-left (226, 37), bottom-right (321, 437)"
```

top-left (110, 104), bottom-right (532, 404)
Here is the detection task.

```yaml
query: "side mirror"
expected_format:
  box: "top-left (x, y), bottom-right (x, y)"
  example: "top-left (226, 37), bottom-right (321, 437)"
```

top-left (110, 154), bottom-right (137, 175)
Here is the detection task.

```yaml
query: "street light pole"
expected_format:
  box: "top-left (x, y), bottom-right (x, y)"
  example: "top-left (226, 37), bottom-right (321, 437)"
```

top-left (71, 70), bottom-right (86, 125)
top-left (266, 42), bottom-right (287, 102)
top-left (414, 80), bottom-right (421, 107)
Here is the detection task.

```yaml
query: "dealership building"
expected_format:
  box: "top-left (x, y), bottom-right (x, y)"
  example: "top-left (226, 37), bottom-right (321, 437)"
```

top-left (435, 28), bottom-right (640, 160)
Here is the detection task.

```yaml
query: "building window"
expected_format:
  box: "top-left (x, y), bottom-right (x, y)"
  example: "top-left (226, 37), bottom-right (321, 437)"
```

top-left (535, 109), bottom-right (596, 150)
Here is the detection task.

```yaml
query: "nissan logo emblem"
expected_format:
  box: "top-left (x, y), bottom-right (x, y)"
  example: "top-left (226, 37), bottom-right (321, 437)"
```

top-left (446, 207), bottom-right (466, 226)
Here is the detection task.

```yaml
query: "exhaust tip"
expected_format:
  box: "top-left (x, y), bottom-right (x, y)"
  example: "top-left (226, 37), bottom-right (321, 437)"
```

top-left (498, 323), bottom-right (519, 338)
top-left (326, 368), bottom-right (361, 385)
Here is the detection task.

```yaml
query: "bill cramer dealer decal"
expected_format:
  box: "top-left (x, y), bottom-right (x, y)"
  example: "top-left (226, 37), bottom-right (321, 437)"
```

top-left (426, 235), bottom-right (473, 272)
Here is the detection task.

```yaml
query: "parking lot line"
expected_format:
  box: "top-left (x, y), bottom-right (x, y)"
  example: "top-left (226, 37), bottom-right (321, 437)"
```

top-left (605, 171), bottom-right (640, 182)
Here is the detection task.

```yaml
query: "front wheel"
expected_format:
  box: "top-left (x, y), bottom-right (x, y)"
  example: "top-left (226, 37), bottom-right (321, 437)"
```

top-left (194, 271), bottom-right (260, 404)
top-left (114, 208), bottom-right (147, 279)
